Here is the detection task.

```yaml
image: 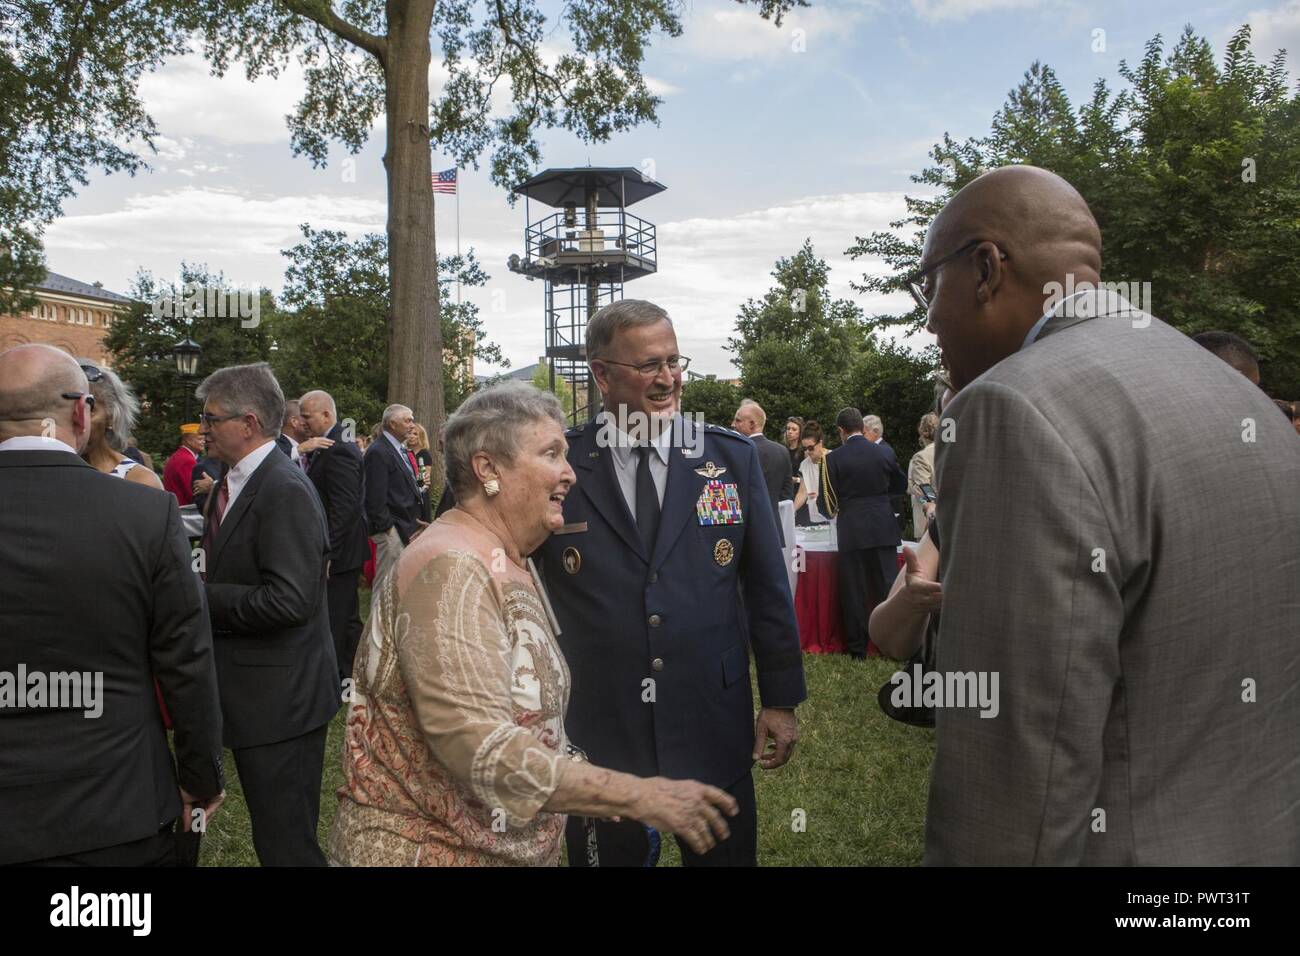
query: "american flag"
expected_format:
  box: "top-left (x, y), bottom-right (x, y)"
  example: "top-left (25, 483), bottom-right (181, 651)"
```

top-left (432, 168), bottom-right (458, 194)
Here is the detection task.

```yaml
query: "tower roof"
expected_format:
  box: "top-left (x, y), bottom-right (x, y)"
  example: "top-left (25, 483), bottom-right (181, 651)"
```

top-left (512, 167), bottom-right (666, 208)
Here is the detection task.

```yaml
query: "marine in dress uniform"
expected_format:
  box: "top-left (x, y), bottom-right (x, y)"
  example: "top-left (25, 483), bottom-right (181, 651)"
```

top-left (535, 412), bottom-right (807, 866)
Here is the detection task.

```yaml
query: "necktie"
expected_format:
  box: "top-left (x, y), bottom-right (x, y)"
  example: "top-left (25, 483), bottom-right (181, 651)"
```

top-left (635, 446), bottom-right (660, 551)
top-left (200, 476), bottom-right (230, 580)
top-left (406, 450), bottom-right (421, 486)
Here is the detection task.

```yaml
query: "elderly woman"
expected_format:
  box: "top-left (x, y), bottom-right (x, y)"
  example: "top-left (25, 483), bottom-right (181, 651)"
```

top-left (78, 361), bottom-right (162, 490)
top-left (329, 382), bottom-right (737, 866)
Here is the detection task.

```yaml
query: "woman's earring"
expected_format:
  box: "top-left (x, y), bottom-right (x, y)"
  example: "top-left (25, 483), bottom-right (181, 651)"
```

top-left (483, 478), bottom-right (500, 497)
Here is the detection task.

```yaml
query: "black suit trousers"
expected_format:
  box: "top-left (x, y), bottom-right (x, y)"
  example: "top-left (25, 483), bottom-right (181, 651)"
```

top-left (327, 568), bottom-right (364, 682)
top-left (838, 546), bottom-right (898, 656)
top-left (231, 724), bottom-right (329, 866)
top-left (564, 772), bottom-right (757, 867)
top-left (16, 825), bottom-right (177, 867)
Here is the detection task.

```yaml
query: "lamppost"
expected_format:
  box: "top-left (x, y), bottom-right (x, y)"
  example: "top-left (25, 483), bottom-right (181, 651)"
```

top-left (172, 336), bottom-right (202, 421)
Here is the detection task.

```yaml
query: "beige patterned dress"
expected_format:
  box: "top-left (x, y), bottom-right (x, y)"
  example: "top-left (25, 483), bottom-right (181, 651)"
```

top-left (328, 510), bottom-right (571, 866)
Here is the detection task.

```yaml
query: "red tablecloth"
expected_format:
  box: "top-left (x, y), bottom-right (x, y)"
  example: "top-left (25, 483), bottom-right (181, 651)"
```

top-left (795, 549), bottom-right (906, 655)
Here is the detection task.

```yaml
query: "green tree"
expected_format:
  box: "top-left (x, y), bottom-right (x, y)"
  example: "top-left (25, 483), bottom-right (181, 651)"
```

top-left (847, 25), bottom-right (1300, 397)
top-left (272, 225), bottom-right (504, 449)
top-left (729, 241), bottom-right (876, 440)
top-left (680, 377), bottom-right (741, 428)
top-left (5, 0), bottom-right (810, 450)
top-left (530, 361), bottom-right (577, 426)
top-left (841, 339), bottom-right (940, 468)
top-left (103, 265), bottom-right (278, 459)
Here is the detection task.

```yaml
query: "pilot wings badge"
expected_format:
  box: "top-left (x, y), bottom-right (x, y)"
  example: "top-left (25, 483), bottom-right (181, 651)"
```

top-left (693, 461), bottom-right (727, 479)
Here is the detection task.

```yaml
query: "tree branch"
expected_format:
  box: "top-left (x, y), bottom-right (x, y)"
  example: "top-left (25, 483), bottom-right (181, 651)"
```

top-left (280, 0), bottom-right (386, 62)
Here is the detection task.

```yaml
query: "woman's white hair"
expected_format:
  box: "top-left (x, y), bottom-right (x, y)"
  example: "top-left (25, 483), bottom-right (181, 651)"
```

top-left (444, 381), bottom-right (565, 498)
top-left (81, 360), bottom-right (139, 452)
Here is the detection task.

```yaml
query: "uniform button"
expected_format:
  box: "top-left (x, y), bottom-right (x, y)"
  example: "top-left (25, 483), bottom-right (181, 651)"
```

top-left (651, 658), bottom-right (664, 672)
top-left (649, 572), bottom-right (658, 583)
top-left (648, 614), bottom-right (661, 627)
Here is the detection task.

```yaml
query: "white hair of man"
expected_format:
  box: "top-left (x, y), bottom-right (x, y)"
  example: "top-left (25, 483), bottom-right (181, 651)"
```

top-left (382, 404), bottom-right (412, 428)
top-left (863, 414), bottom-right (884, 438)
top-left (195, 362), bottom-right (285, 438)
top-left (300, 389), bottom-right (338, 419)
top-left (739, 399), bottom-right (767, 429)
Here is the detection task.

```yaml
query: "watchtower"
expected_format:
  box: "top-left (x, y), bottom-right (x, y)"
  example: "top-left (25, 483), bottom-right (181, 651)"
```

top-left (507, 166), bottom-right (666, 422)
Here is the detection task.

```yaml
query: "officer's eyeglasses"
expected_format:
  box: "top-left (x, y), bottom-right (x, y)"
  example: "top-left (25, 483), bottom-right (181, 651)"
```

top-left (596, 355), bottom-right (690, 377)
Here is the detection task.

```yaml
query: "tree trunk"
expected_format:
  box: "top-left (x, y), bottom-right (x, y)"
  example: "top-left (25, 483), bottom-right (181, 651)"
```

top-left (383, 0), bottom-right (445, 490)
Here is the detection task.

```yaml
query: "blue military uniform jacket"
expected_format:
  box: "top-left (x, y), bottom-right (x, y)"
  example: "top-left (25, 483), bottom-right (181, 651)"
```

top-left (534, 415), bottom-right (807, 789)
top-left (818, 434), bottom-right (907, 551)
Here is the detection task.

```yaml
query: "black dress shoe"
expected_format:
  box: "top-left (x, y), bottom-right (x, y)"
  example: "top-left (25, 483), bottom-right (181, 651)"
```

top-left (877, 678), bottom-right (935, 727)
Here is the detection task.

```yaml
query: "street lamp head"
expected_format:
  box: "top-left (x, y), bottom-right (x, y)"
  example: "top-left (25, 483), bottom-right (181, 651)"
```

top-left (172, 337), bottom-right (202, 378)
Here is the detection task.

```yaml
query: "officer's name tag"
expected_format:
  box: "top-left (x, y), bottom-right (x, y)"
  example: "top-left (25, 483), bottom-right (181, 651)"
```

top-left (555, 522), bottom-right (588, 535)
top-left (696, 480), bottom-right (744, 525)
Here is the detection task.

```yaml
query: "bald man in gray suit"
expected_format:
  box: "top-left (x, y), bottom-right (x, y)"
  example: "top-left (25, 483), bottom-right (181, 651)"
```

top-left (912, 165), bottom-right (1299, 865)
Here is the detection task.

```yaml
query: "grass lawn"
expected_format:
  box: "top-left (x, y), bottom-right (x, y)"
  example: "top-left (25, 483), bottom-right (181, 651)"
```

top-left (199, 591), bottom-right (935, 866)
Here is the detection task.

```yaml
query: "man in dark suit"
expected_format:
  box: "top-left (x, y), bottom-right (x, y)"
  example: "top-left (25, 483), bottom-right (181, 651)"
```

top-left (864, 414), bottom-right (907, 533)
top-left (731, 399), bottom-right (794, 543)
top-left (362, 403), bottom-right (425, 584)
top-left (535, 300), bottom-right (807, 867)
top-left (0, 344), bottom-right (224, 866)
top-left (820, 406), bottom-right (907, 659)
top-left (196, 362), bottom-right (339, 866)
top-left (300, 389), bottom-right (368, 683)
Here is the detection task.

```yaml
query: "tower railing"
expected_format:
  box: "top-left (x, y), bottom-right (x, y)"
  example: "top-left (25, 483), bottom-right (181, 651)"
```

top-left (524, 209), bottom-right (657, 265)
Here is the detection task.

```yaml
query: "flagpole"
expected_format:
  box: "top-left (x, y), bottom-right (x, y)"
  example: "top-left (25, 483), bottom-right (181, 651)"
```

top-left (456, 170), bottom-right (461, 308)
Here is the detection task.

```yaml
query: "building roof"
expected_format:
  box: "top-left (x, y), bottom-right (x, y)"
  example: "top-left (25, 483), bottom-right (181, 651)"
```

top-left (37, 271), bottom-right (134, 304)
top-left (475, 362), bottom-right (541, 385)
top-left (512, 167), bottom-right (666, 208)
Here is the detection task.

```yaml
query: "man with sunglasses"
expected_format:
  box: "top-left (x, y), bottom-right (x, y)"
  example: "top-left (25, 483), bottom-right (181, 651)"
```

top-left (0, 345), bottom-right (224, 866)
top-left (914, 165), bottom-right (1299, 866)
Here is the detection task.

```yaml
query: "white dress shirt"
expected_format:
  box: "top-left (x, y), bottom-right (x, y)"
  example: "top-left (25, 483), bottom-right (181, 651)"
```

top-left (0, 435), bottom-right (79, 455)
top-left (224, 439), bottom-right (278, 513)
top-left (599, 411), bottom-right (671, 516)
top-left (280, 432), bottom-right (300, 462)
top-left (1021, 289), bottom-right (1091, 351)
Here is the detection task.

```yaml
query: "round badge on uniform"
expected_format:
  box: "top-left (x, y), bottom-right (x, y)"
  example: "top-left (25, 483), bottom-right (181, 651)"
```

top-left (563, 547), bottom-right (582, 574)
top-left (713, 539), bottom-right (734, 567)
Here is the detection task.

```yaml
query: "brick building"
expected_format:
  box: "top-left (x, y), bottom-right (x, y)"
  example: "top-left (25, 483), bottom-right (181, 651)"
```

top-left (0, 271), bottom-right (134, 365)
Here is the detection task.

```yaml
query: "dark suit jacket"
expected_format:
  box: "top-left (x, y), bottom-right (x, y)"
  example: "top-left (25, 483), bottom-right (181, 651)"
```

top-left (0, 450), bottom-right (224, 864)
top-left (191, 456), bottom-right (226, 516)
top-left (203, 445), bottom-right (339, 749)
top-left (362, 434), bottom-right (423, 544)
top-left (534, 418), bottom-right (807, 789)
top-left (820, 433), bottom-right (907, 551)
top-left (305, 423), bottom-right (369, 574)
top-left (751, 432), bottom-right (794, 537)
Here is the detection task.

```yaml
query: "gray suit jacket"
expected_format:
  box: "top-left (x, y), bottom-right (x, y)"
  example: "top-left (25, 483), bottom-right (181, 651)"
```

top-left (928, 289), bottom-right (1300, 865)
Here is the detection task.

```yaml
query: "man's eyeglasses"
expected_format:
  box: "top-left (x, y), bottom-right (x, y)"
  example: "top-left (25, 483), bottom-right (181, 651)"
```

top-left (904, 239), bottom-right (1007, 311)
top-left (199, 411), bottom-right (243, 427)
top-left (595, 355), bottom-right (690, 376)
top-left (61, 392), bottom-right (95, 411)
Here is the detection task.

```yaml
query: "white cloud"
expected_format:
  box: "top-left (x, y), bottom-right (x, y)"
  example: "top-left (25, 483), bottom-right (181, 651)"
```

top-left (909, 0), bottom-right (1046, 22)
top-left (682, 2), bottom-right (872, 61)
top-left (1244, 0), bottom-right (1300, 75)
top-left (45, 187), bottom-right (386, 293)
top-left (467, 190), bottom-right (931, 379)
top-left (140, 54), bottom-right (306, 145)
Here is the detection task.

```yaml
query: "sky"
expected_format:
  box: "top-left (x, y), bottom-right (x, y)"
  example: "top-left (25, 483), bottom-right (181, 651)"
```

top-left (44, 0), bottom-right (1300, 378)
